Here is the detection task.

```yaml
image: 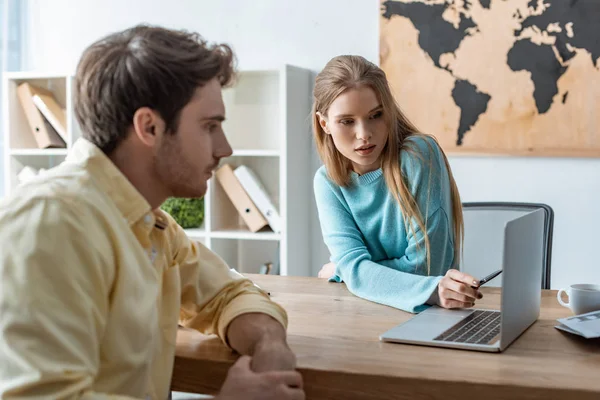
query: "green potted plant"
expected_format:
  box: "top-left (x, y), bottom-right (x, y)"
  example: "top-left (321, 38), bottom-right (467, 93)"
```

top-left (160, 197), bottom-right (205, 229)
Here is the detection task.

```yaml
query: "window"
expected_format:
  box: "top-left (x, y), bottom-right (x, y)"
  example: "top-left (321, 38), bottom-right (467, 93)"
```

top-left (0, 0), bottom-right (22, 197)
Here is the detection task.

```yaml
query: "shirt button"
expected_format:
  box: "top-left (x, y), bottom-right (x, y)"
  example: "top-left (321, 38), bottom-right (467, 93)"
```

top-left (144, 214), bottom-right (153, 225)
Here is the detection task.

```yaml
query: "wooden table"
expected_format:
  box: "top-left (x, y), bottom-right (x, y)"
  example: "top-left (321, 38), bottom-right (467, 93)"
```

top-left (172, 274), bottom-right (600, 399)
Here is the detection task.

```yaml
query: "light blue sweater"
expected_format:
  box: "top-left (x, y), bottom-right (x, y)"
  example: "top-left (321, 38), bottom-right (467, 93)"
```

top-left (313, 135), bottom-right (456, 313)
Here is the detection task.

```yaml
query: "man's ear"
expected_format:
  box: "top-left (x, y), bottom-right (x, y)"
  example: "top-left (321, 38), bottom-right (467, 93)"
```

top-left (132, 107), bottom-right (165, 147)
top-left (316, 111), bottom-right (330, 135)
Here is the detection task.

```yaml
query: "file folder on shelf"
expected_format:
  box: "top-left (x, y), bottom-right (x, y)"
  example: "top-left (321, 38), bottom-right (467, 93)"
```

top-left (32, 92), bottom-right (68, 141)
top-left (234, 165), bottom-right (281, 233)
top-left (215, 163), bottom-right (269, 233)
top-left (17, 82), bottom-right (66, 149)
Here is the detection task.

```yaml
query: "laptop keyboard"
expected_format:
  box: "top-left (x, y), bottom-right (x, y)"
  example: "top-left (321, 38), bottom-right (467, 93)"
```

top-left (433, 310), bottom-right (501, 345)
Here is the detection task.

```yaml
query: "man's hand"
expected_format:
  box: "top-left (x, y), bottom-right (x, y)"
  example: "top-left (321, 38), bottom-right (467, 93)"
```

top-left (438, 269), bottom-right (483, 309)
top-left (223, 313), bottom-right (303, 397)
top-left (216, 355), bottom-right (305, 400)
top-left (226, 313), bottom-right (297, 372)
top-left (318, 262), bottom-right (335, 279)
top-left (251, 334), bottom-right (297, 372)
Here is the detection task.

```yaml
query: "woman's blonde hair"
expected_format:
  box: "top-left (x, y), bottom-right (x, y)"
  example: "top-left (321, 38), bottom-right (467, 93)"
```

top-left (312, 55), bottom-right (463, 274)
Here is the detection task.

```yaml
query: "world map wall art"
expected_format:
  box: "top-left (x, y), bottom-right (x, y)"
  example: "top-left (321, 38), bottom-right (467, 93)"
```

top-left (380, 0), bottom-right (600, 157)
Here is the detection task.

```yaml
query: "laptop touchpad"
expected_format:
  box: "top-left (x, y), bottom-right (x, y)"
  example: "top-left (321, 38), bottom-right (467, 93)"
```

top-left (388, 309), bottom-right (474, 341)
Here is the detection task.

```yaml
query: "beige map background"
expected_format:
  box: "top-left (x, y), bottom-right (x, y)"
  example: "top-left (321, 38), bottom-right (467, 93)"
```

top-left (380, 0), bottom-right (600, 157)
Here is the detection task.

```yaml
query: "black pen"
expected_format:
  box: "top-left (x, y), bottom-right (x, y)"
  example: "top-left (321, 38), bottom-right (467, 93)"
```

top-left (471, 269), bottom-right (503, 288)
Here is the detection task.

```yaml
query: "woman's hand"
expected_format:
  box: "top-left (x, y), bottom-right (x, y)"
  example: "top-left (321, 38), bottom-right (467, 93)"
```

top-left (318, 262), bottom-right (336, 279)
top-left (437, 269), bottom-right (483, 309)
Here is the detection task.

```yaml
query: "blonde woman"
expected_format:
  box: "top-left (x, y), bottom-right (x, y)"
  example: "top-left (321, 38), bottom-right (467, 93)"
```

top-left (312, 55), bottom-right (483, 313)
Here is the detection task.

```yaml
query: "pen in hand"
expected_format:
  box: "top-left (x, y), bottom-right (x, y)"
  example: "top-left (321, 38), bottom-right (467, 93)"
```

top-left (471, 269), bottom-right (503, 289)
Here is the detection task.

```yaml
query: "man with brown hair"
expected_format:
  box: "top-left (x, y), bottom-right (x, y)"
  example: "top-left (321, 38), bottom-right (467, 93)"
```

top-left (0, 25), bottom-right (304, 400)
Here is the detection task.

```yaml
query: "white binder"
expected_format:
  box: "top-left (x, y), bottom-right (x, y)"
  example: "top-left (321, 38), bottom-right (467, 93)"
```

top-left (234, 165), bottom-right (282, 233)
top-left (32, 93), bottom-right (68, 141)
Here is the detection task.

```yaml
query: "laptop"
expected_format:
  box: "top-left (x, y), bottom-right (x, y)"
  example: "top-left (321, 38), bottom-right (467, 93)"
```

top-left (379, 208), bottom-right (545, 353)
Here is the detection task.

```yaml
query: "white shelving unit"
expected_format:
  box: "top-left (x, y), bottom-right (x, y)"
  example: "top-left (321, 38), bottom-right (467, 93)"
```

top-left (2, 73), bottom-right (77, 197)
top-left (2, 65), bottom-right (314, 277)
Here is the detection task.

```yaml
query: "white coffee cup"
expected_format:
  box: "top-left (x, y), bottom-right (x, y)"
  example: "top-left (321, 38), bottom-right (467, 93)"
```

top-left (557, 284), bottom-right (600, 315)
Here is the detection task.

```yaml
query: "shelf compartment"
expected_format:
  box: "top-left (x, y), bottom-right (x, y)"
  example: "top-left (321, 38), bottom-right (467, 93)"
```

top-left (5, 76), bottom-right (68, 150)
top-left (211, 238), bottom-right (279, 274)
top-left (8, 154), bottom-right (65, 191)
top-left (222, 71), bottom-right (280, 151)
top-left (210, 155), bottom-right (279, 233)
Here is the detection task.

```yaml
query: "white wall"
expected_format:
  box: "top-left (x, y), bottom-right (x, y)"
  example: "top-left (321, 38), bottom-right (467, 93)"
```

top-left (19, 0), bottom-right (600, 289)
top-left (21, 0), bottom-right (379, 73)
top-left (451, 156), bottom-right (600, 290)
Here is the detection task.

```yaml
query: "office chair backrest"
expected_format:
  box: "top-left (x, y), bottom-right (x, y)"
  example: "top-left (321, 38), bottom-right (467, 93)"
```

top-left (459, 202), bottom-right (554, 289)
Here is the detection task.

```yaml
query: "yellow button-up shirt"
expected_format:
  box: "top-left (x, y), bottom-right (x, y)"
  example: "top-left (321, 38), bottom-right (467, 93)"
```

top-left (0, 138), bottom-right (287, 399)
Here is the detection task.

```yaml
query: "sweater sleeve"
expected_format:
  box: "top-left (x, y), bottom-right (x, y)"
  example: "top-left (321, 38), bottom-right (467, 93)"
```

top-left (377, 208), bottom-right (453, 281)
top-left (313, 172), bottom-right (443, 313)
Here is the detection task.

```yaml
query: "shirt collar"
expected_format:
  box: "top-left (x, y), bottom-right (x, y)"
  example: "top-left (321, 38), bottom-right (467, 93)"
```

top-left (65, 138), bottom-right (164, 227)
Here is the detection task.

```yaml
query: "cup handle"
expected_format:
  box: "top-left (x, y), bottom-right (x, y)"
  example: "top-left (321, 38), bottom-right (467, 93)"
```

top-left (557, 288), bottom-right (570, 308)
